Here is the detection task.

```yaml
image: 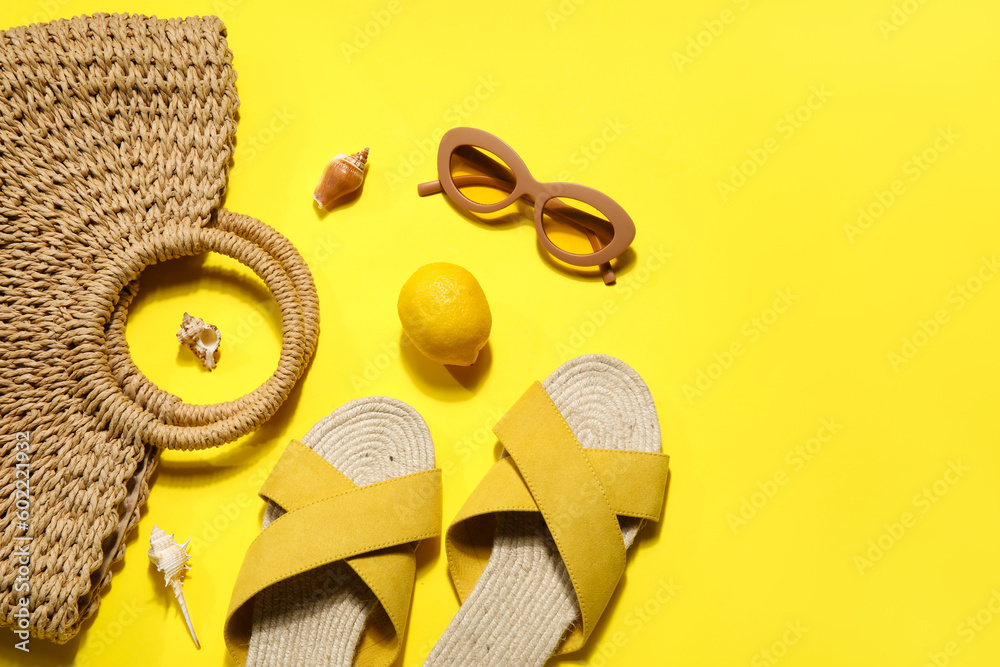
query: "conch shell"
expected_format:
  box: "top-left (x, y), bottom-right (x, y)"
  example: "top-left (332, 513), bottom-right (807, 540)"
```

top-left (176, 312), bottom-right (221, 370)
top-left (313, 147), bottom-right (369, 208)
top-left (148, 525), bottom-right (200, 649)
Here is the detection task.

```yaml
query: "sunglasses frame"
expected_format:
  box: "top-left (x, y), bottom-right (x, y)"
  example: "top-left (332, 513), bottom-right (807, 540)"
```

top-left (418, 127), bottom-right (636, 283)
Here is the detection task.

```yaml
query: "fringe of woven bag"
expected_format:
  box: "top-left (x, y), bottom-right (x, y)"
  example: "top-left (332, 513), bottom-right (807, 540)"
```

top-left (77, 444), bottom-right (159, 633)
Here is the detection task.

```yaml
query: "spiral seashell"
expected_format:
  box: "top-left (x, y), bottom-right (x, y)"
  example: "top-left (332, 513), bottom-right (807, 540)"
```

top-left (176, 312), bottom-right (221, 371)
top-left (313, 147), bottom-right (369, 209)
top-left (148, 525), bottom-right (200, 649)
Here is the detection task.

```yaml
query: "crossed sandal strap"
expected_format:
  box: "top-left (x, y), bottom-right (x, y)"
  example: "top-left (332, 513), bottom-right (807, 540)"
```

top-left (445, 382), bottom-right (670, 654)
top-left (225, 440), bottom-right (443, 667)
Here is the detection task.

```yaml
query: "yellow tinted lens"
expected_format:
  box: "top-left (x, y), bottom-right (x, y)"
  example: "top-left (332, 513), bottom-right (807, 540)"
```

top-left (540, 197), bottom-right (615, 257)
top-left (449, 145), bottom-right (516, 206)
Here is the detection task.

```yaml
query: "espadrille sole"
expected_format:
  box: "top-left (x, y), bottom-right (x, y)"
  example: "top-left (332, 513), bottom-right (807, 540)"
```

top-left (246, 397), bottom-right (436, 667)
top-left (425, 354), bottom-right (662, 666)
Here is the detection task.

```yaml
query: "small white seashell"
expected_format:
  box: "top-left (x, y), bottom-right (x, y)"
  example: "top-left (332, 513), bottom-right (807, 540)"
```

top-left (148, 525), bottom-right (200, 649)
top-left (176, 312), bottom-right (221, 371)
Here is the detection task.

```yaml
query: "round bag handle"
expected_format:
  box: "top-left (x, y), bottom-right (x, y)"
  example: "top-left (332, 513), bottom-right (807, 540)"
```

top-left (76, 211), bottom-right (320, 450)
top-left (103, 210), bottom-right (320, 429)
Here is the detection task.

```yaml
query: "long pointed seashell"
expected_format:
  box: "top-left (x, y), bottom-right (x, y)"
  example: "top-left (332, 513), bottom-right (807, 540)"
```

top-left (172, 583), bottom-right (199, 650)
top-left (313, 147), bottom-right (369, 209)
top-left (148, 525), bottom-right (201, 649)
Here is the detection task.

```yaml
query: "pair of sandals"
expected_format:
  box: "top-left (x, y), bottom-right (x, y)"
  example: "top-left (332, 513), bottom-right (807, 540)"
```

top-left (223, 354), bottom-right (670, 666)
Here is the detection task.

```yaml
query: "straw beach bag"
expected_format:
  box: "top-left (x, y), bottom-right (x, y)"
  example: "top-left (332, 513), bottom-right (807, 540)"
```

top-left (0, 14), bottom-right (319, 642)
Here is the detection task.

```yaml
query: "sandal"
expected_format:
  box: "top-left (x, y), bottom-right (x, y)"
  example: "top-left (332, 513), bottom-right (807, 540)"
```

top-left (224, 397), bottom-right (442, 666)
top-left (425, 354), bottom-right (670, 666)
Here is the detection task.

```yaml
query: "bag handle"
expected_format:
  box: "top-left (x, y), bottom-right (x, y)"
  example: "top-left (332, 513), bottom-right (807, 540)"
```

top-left (75, 210), bottom-right (320, 450)
top-left (104, 210), bottom-right (320, 429)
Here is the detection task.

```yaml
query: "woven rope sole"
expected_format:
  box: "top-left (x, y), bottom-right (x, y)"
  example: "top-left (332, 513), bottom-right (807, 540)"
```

top-left (425, 354), bottom-right (660, 666)
top-left (246, 398), bottom-right (436, 667)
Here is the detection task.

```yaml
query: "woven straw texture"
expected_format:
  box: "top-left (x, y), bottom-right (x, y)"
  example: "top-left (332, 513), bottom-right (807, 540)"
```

top-left (0, 13), bottom-right (319, 643)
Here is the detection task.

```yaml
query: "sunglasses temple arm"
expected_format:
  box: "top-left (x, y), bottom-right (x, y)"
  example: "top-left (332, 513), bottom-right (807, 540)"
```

top-left (543, 198), bottom-right (616, 244)
top-left (579, 226), bottom-right (616, 285)
top-left (418, 176), bottom-right (507, 198)
top-left (598, 261), bottom-right (616, 284)
top-left (417, 180), bottom-right (444, 196)
top-left (418, 148), bottom-right (516, 198)
top-left (453, 145), bottom-right (519, 182)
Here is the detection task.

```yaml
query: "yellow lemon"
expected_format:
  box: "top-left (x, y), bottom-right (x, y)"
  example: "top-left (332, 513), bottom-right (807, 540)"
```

top-left (398, 263), bottom-right (492, 366)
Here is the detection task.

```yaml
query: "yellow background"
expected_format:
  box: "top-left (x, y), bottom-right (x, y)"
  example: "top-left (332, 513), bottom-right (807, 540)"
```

top-left (2, 0), bottom-right (999, 665)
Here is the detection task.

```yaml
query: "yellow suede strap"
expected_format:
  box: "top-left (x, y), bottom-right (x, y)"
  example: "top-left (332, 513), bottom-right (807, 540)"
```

top-left (224, 440), bottom-right (442, 667)
top-left (446, 382), bottom-right (669, 654)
